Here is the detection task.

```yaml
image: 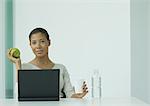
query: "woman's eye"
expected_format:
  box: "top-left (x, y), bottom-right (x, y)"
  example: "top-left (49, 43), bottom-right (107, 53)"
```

top-left (41, 41), bottom-right (46, 45)
top-left (32, 42), bottom-right (36, 45)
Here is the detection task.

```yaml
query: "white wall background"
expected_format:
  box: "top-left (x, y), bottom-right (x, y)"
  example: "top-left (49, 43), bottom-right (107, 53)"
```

top-left (131, 0), bottom-right (150, 103)
top-left (14, 0), bottom-right (130, 98)
top-left (0, 0), bottom-right (5, 98)
top-left (148, 0), bottom-right (150, 103)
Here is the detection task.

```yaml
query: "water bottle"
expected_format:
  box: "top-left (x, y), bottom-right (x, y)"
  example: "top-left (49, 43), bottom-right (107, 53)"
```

top-left (91, 69), bottom-right (101, 98)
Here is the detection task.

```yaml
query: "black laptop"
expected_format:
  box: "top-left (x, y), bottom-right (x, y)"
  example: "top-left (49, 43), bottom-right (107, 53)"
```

top-left (18, 69), bottom-right (60, 101)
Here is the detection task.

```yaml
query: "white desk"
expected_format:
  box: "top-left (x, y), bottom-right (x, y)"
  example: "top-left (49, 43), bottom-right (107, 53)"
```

top-left (0, 97), bottom-right (149, 106)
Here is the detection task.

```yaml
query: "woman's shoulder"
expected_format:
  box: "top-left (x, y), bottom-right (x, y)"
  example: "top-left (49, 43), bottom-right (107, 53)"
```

top-left (21, 63), bottom-right (38, 69)
top-left (53, 63), bottom-right (67, 69)
top-left (53, 63), bottom-right (69, 75)
top-left (21, 63), bottom-right (30, 67)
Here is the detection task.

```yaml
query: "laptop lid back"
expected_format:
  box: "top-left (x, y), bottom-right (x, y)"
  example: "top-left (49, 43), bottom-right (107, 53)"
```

top-left (18, 69), bottom-right (59, 101)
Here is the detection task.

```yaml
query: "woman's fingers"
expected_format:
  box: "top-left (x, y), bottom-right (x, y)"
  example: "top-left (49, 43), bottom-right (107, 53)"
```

top-left (72, 81), bottom-right (88, 98)
top-left (7, 49), bottom-right (13, 61)
top-left (80, 90), bottom-right (88, 98)
top-left (81, 81), bottom-right (88, 97)
top-left (7, 49), bottom-right (11, 58)
top-left (82, 81), bottom-right (88, 91)
top-left (82, 81), bottom-right (86, 88)
top-left (83, 87), bottom-right (88, 95)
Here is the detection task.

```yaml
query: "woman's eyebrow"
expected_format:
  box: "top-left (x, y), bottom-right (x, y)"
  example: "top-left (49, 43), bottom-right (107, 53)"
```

top-left (31, 39), bottom-right (44, 41)
top-left (31, 40), bottom-right (36, 42)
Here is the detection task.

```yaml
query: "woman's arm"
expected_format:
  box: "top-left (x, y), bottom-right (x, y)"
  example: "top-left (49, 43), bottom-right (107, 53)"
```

top-left (62, 66), bottom-right (75, 98)
top-left (7, 49), bottom-right (22, 81)
top-left (15, 59), bottom-right (21, 71)
top-left (62, 65), bottom-right (88, 98)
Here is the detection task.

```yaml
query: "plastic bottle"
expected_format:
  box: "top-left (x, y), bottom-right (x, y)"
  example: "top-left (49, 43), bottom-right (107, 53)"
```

top-left (91, 69), bottom-right (101, 98)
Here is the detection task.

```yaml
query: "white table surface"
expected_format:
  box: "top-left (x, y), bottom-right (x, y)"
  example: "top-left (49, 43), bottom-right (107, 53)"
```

top-left (0, 97), bottom-right (149, 106)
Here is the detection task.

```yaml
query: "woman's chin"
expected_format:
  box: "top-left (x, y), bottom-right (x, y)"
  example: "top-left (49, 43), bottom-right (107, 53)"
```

top-left (36, 53), bottom-right (45, 57)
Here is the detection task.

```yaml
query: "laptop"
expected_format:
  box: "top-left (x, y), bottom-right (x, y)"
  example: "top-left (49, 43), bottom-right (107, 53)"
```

top-left (18, 69), bottom-right (60, 101)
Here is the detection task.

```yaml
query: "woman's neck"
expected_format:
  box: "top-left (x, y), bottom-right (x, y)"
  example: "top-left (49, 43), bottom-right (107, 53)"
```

top-left (32, 55), bottom-right (53, 66)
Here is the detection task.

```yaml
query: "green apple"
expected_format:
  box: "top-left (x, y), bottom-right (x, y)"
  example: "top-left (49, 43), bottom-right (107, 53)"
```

top-left (10, 48), bottom-right (20, 58)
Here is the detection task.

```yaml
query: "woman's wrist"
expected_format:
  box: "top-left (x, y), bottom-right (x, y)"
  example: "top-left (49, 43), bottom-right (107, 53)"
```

top-left (71, 93), bottom-right (82, 98)
top-left (15, 59), bottom-right (21, 70)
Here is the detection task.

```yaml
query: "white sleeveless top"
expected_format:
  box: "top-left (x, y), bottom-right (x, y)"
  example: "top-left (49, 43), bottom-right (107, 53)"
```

top-left (15, 63), bottom-right (75, 98)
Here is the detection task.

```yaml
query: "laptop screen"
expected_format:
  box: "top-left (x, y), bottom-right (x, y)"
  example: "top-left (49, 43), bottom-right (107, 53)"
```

top-left (18, 69), bottom-right (59, 101)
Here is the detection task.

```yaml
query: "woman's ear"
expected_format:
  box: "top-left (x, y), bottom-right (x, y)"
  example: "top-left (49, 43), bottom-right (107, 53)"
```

top-left (29, 40), bottom-right (31, 46)
top-left (48, 40), bottom-right (51, 46)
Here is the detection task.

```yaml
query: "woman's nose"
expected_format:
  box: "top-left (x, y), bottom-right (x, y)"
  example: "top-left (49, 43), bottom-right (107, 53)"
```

top-left (36, 42), bottom-right (41, 48)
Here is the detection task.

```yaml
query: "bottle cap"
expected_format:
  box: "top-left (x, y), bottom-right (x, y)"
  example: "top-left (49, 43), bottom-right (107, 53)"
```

top-left (93, 69), bottom-right (100, 75)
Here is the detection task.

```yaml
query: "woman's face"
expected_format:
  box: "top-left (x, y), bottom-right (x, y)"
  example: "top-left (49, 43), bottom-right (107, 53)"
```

top-left (30, 32), bottom-right (50, 57)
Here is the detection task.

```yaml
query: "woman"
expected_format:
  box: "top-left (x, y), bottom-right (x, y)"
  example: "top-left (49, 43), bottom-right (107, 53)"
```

top-left (7, 27), bottom-right (88, 98)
